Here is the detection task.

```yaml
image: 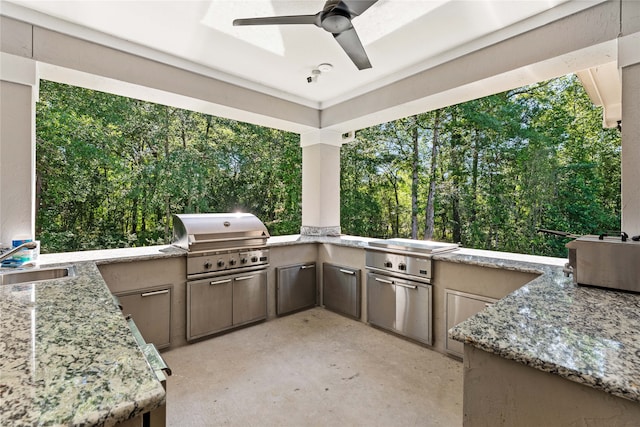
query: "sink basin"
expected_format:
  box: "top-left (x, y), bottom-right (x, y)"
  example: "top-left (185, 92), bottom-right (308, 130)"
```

top-left (0, 266), bottom-right (76, 285)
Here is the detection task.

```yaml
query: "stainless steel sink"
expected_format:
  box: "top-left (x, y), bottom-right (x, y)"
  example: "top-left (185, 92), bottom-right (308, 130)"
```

top-left (0, 266), bottom-right (76, 285)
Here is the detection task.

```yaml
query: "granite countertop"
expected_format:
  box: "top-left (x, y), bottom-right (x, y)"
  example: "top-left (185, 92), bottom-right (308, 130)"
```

top-left (30, 235), bottom-right (640, 406)
top-left (450, 265), bottom-right (640, 403)
top-left (0, 262), bottom-right (165, 426)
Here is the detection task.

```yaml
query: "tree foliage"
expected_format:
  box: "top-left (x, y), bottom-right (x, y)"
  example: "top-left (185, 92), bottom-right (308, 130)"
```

top-left (341, 75), bottom-right (621, 257)
top-left (36, 81), bottom-right (301, 252)
top-left (36, 75), bottom-right (620, 258)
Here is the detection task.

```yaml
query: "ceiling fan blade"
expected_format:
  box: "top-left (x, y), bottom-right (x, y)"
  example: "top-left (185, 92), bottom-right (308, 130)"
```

top-left (338, 0), bottom-right (379, 17)
top-left (233, 14), bottom-right (319, 27)
top-left (333, 27), bottom-right (372, 70)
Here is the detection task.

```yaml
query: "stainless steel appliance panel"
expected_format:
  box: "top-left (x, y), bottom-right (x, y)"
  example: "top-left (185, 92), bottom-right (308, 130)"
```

top-left (187, 276), bottom-right (233, 340)
top-left (117, 285), bottom-right (172, 349)
top-left (232, 270), bottom-right (267, 325)
top-left (367, 272), bottom-right (396, 330)
top-left (367, 271), bottom-right (433, 345)
top-left (445, 289), bottom-right (496, 358)
top-left (566, 236), bottom-right (640, 293)
top-left (396, 280), bottom-right (432, 344)
top-left (365, 250), bottom-right (432, 280)
top-left (186, 249), bottom-right (269, 278)
top-left (277, 263), bottom-right (317, 315)
top-left (172, 213), bottom-right (269, 252)
top-left (323, 263), bottom-right (361, 319)
top-left (368, 238), bottom-right (458, 254)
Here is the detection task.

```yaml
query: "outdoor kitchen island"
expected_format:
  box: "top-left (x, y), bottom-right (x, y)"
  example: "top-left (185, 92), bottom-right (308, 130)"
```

top-left (449, 259), bottom-right (640, 425)
top-left (3, 236), bottom-right (640, 426)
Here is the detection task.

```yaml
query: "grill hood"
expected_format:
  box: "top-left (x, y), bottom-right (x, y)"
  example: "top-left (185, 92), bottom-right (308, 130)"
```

top-left (172, 213), bottom-right (270, 253)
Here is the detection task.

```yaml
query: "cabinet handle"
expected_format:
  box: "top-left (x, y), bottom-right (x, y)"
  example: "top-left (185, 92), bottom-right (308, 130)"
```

top-left (300, 264), bottom-right (315, 270)
top-left (339, 269), bottom-right (355, 275)
top-left (141, 289), bottom-right (169, 297)
top-left (395, 282), bottom-right (418, 290)
top-left (234, 275), bottom-right (255, 281)
top-left (210, 279), bottom-right (231, 285)
top-left (374, 277), bottom-right (394, 285)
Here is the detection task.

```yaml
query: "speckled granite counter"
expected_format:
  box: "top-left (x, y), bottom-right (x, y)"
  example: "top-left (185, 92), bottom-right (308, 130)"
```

top-left (0, 262), bottom-right (165, 426)
top-left (450, 264), bottom-right (640, 403)
top-left (30, 235), bottom-right (640, 406)
top-left (37, 244), bottom-right (184, 266)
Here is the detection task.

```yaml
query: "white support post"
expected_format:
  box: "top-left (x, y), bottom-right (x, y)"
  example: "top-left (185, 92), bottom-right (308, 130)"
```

top-left (0, 53), bottom-right (39, 246)
top-left (619, 18), bottom-right (640, 235)
top-left (299, 129), bottom-right (345, 236)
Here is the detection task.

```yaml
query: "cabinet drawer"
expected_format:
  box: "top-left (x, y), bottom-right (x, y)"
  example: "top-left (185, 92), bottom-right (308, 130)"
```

top-left (117, 285), bottom-right (172, 349)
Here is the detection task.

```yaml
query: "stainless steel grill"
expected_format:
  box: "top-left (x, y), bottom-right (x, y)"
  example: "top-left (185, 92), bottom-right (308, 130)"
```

top-left (172, 213), bottom-right (270, 279)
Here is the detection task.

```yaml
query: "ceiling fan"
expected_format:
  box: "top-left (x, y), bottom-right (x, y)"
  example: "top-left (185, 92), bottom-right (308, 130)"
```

top-left (233, 0), bottom-right (379, 70)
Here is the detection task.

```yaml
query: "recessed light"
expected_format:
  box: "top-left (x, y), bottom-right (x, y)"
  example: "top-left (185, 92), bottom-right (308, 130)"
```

top-left (318, 63), bottom-right (333, 72)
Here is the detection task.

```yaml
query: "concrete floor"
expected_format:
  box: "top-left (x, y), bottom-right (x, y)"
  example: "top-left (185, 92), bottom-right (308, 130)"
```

top-left (162, 308), bottom-right (463, 426)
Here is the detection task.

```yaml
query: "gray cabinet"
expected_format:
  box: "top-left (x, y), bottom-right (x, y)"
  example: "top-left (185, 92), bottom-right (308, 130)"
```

top-left (187, 270), bottom-right (267, 341)
top-left (445, 289), bottom-right (496, 358)
top-left (367, 272), bottom-right (433, 345)
top-left (276, 263), bottom-right (317, 315)
top-left (117, 285), bottom-right (172, 350)
top-left (323, 263), bottom-right (361, 319)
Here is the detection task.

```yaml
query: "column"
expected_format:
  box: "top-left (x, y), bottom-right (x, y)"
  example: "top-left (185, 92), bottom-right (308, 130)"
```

top-left (0, 53), bottom-right (39, 246)
top-left (299, 129), bottom-right (348, 236)
top-left (619, 29), bottom-right (640, 234)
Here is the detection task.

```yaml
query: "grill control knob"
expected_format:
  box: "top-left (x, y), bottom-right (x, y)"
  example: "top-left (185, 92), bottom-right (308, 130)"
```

top-left (217, 260), bottom-right (225, 267)
top-left (398, 263), bottom-right (407, 271)
top-left (240, 258), bottom-right (248, 264)
top-left (229, 259), bottom-right (237, 266)
top-left (204, 261), bottom-right (212, 269)
top-left (251, 256), bottom-right (259, 263)
top-left (384, 261), bottom-right (393, 268)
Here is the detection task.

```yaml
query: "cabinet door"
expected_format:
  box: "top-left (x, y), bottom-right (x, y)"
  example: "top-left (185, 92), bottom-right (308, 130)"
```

top-left (233, 270), bottom-right (267, 325)
top-left (276, 263), bottom-right (317, 315)
top-left (445, 289), bottom-right (496, 357)
top-left (366, 272), bottom-right (396, 331)
top-left (118, 286), bottom-right (172, 349)
top-left (323, 263), bottom-right (361, 319)
top-left (395, 280), bottom-right (432, 345)
top-left (187, 277), bottom-right (233, 341)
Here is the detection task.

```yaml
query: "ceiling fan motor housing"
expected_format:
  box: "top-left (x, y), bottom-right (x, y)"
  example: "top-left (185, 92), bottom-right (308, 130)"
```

top-left (321, 8), bottom-right (353, 34)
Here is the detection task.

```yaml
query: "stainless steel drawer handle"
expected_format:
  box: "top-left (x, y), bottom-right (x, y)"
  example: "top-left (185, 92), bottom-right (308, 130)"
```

top-left (234, 275), bottom-right (255, 281)
top-left (395, 282), bottom-right (418, 290)
top-left (374, 277), bottom-right (394, 284)
top-left (141, 289), bottom-right (169, 297)
top-left (340, 269), bottom-right (355, 275)
top-left (210, 279), bottom-right (232, 285)
top-left (301, 264), bottom-right (315, 269)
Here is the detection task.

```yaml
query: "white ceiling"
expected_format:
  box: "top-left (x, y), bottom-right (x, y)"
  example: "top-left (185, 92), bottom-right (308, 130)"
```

top-left (3, 0), bottom-right (605, 109)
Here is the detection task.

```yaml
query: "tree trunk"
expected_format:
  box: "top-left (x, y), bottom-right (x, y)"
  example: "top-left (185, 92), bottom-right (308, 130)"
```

top-left (470, 128), bottom-right (480, 223)
top-left (392, 176), bottom-right (400, 237)
top-left (411, 122), bottom-right (419, 239)
top-left (451, 135), bottom-right (462, 243)
top-left (424, 110), bottom-right (440, 240)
